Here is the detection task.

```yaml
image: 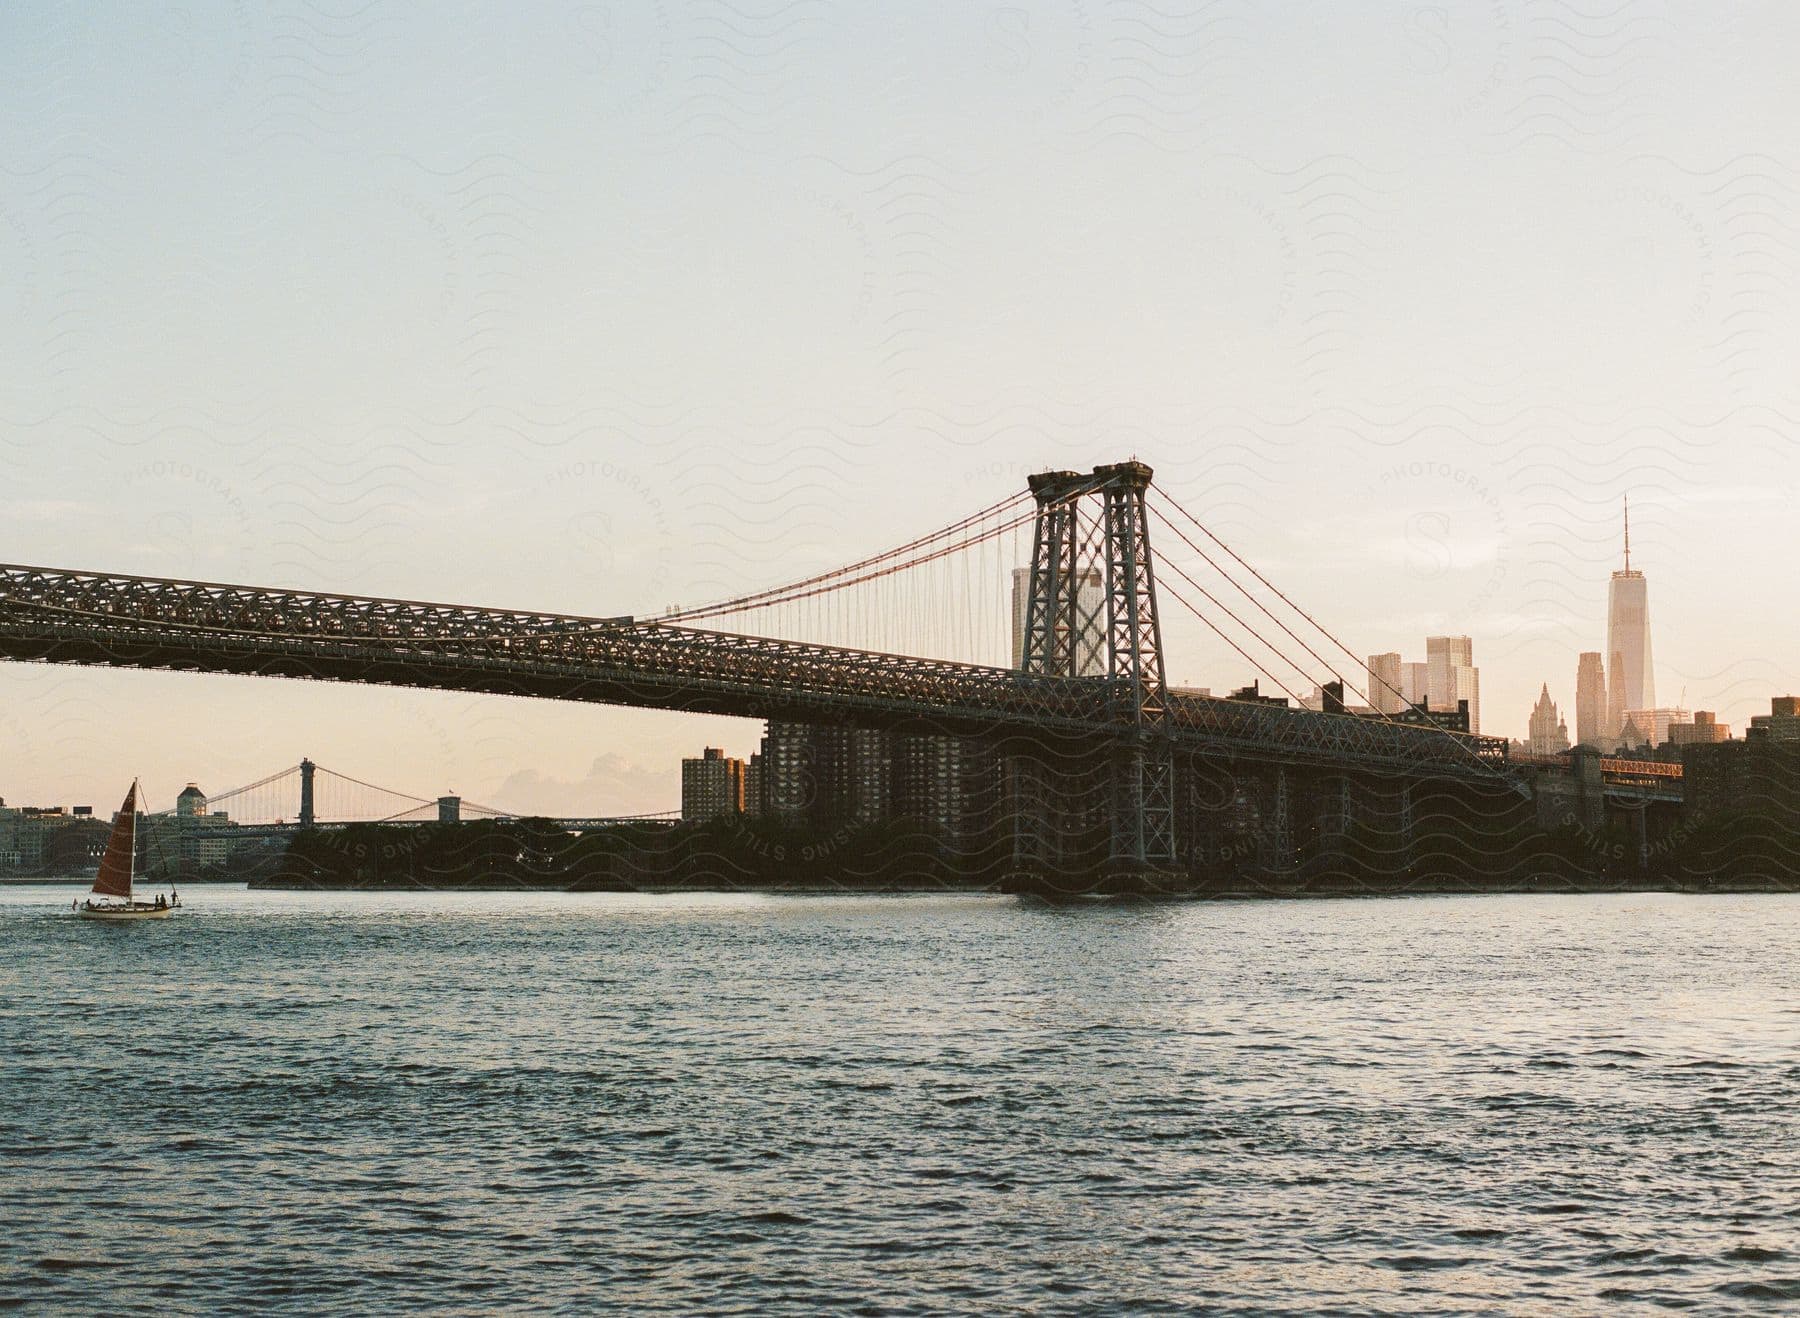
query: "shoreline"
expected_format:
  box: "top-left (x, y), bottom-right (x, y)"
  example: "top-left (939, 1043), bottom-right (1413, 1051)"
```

top-left (244, 878), bottom-right (1797, 898)
top-left (1, 876), bottom-right (247, 886)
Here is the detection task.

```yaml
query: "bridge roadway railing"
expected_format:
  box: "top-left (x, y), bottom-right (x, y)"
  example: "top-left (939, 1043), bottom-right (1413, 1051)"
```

top-left (0, 563), bottom-right (1512, 784)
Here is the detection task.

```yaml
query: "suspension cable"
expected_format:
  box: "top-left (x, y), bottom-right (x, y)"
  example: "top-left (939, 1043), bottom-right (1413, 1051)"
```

top-left (1158, 556), bottom-right (1318, 697)
top-left (668, 506), bottom-right (1037, 626)
top-left (313, 764), bottom-right (437, 808)
top-left (1158, 577), bottom-right (1310, 708)
top-left (661, 491), bottom-right (1032, 622)
top-left (188, 764), bottom-right (298, 803)
top-left (1153, 494), bottom-right (1399, 716)
top-left (1150, 490), bottom-right (1511, 778)
top-left (1151, 489), bottom-right (1423, 718)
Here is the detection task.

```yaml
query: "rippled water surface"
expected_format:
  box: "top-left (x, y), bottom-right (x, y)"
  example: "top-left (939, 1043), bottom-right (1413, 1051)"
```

top-left (3, 887), bottom-right (1797, 1313)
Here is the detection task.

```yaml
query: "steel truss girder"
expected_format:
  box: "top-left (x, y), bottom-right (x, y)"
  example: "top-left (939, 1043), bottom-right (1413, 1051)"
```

top-left (0, 561), bottom-right (1516, 787)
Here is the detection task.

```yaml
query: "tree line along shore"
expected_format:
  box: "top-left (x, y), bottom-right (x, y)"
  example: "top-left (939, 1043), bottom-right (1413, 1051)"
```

top-left (227, 812), bottom-right (1800, 898)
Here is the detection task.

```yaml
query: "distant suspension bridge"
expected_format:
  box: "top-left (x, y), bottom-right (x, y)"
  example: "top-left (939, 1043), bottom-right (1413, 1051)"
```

top-left (146, 758), bottom-right (677, 837)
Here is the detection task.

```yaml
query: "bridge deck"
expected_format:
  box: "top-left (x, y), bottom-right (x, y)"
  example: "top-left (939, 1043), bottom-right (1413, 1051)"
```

top-left (1, 563), bottom-right (1516, 784)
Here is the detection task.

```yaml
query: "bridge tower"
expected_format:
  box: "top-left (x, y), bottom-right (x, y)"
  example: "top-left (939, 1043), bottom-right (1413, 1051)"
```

top-left (1016, 461), bottom-right (1177, 880)
top-left (299, 758), bottom-right (316, 827)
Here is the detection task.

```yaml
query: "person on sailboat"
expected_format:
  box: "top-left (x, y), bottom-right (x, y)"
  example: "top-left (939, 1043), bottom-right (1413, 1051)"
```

top-left (74, 781), bottom-right (180, 920)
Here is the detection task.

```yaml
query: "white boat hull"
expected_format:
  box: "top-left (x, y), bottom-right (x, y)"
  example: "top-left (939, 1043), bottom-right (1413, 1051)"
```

top-left (77, 903), bottom-right (176, 921)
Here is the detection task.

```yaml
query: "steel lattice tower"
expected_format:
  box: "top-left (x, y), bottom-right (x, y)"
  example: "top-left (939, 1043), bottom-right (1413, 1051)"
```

top-left (1019, 470), bottom-right (1091, 679)
top-left (1016, 461), bottom-right (1177, 872)
top-left (1098, 462), bottom-right (1175, 867)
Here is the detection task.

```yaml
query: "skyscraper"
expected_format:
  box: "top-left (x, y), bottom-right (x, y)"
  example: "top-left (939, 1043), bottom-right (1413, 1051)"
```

top-left (1426, 635), bottom-right (1480, 733)
top-left (1011, 566), bottom-right (1106, 674)
top-left (1575, 652), bottom-right (1607, 748)
top-left (1605, 497), bottom-right (1654, 738)
top-left (1366, 652), bottom-right (1404, 715)
top-left (1401, 662), bottom-right (1429, 709)
top-left (1527, 684), bottom-right (1571, 756)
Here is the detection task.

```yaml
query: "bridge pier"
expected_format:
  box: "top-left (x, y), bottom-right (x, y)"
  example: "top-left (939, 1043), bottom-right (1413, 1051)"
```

top-left (1264, 768), bottom-right (1295, 874)
top-left (1006, 752), bottom-right (1063, 877)
top-left (1320, 773), bottom-right (1351, 847)
top-left (1008, 742), bottom-right (1167, 895)
top-left (1106, 740), bottom-right (1177, 873)
top-left (1173, 754), bottom-right (1242, 885)
top-left (1532, 745), bottom-right (1605, 836)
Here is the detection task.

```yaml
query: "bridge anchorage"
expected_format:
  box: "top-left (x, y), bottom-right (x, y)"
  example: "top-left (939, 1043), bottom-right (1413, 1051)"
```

top-left (1012, 461), bottom-right (1178, 888)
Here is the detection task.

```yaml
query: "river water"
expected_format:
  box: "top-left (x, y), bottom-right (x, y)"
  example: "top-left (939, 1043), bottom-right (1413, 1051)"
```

top-left (2, 886), bottom-right (1795, 1313)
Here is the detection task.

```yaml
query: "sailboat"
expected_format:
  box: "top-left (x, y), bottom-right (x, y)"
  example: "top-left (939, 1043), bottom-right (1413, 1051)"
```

top-left (75, 781), bottom-right (180, 921)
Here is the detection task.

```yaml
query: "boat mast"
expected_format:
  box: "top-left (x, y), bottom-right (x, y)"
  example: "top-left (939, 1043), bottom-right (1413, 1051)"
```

top-left (129, 778), bottom-right (139, 897)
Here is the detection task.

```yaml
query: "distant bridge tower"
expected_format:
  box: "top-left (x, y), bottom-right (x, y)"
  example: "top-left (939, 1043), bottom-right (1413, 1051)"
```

top-left (299, 758), bottom-right (316, 827)
top-left (1016, 461), bottom-right (1176, 877)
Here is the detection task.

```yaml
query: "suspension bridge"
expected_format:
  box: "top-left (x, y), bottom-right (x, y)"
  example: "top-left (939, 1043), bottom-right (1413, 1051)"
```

top-left (0, 460), bottom-right (1672, 883)
top-left (144, 759), bottom-right (678, 838)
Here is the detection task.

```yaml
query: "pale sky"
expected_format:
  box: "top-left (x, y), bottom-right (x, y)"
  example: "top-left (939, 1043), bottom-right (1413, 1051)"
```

top-left (3, 2), bottom-right (1798, 816)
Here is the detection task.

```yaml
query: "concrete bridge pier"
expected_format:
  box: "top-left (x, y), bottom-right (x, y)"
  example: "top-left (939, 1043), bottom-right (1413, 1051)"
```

top-left (1534, 747), bottom-right (1605, 834)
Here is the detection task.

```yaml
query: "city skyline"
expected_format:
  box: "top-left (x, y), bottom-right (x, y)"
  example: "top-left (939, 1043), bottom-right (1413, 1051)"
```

top-left (1527, 500), bottom-right (1685, 756)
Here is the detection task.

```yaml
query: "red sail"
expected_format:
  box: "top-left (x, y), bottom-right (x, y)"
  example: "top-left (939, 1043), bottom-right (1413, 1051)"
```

top-left (92, 782), bottom-right (138, 899)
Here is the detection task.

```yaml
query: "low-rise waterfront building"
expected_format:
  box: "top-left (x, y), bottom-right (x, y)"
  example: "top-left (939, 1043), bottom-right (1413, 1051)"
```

top-left (1748, 696), bottom-right (1800, 743)
top-left (0, 798), bottom-right (103, 873)
top-left (1684, 738), bottom-right (1800, 826)
top-left (681, 748), bottom-right (746, 822)
top-left (141, 784), bottom-right (248, 874)
top-left (1668, 711), bottom-right (1730, 747)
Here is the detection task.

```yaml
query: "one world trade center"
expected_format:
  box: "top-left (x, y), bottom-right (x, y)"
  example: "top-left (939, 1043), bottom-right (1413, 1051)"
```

top-left (1606, 497), bottom-right (1655, 739)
